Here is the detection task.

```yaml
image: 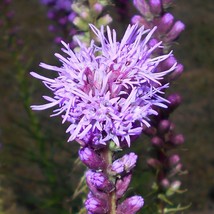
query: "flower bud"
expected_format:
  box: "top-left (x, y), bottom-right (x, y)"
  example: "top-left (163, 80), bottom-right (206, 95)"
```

top-left (47, 11), bottom-right (55, 19)
top-left (170, 163), bottom-right (183, 176)
top-left (85, 192), bottom-right (109, 213)
top-left (167, 93), bottom-right (182, 111)
top-left (73, 17), bottom-right (88, 31)
top-left (168, 154), bottom-right (180, 166)
top-left (170, 180), bottom-right (181, 191)
top-left (97, 14), bottom-right (112, 27)
top-left (110, 153), bottom-right (138, 174)
top-left (68, 13), bottom-right (76, 22)
top-left (48, 25), bottom-right (55, 32)
top-left (147, 158), bottom-right (162, 169)
top-left (86, 170), bottom-right (114, 193)
top-left (157, 13), bottom-right (174, 33)
top-left (160, 178), bottom-right (170, 189)
top-left (158, 120), bottom-right (171, 134)
top-left (80, 10), bottom-right (90, 20)
top-left (162, 56), bottom-right (177, 71)
top-left (151, 136), bottom-right (164, 147)
top-left (148, 38), bottom-right (159, 48)
top-left (92, 3), bottom-right (104, 15)
top-left (169, 134), bottom-right (185, 146)
top-left (116, 174), bottom-right (132, 199)
top-left (131, 15), bottom-right (149, 28)
top-left (133, 0), bottom-right (152, 18)
top-left (79, 147), bottom-right (105, 170)
top-left (168, 63), bottom-right (184, 81)
top-left (58, 17), bottom-right (67, 25)
top-left (117, 196), bottom-right (144, 214)
top-left (54, 37), bottom-right (62, 44)
top-left (166, 20), bottom-right (185, 42)
top-left (149, 0), bottom-right (162, 15)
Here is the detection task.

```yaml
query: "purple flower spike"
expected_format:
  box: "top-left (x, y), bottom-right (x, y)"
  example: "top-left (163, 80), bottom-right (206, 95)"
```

top-left (111, 153), bottom-right (137, 174)
top-left (116, 174), bottom-right (132, 199)
top-left (86, 170), bottom-right (114, 193)
top-left (85, 192), bottom-right (109, 214)
top-left (31, 24), bottom-right (174, 147)
top-left (79, 147), bottom-right (105, 170)
top-left (117, 196), bottom-right (144, 214)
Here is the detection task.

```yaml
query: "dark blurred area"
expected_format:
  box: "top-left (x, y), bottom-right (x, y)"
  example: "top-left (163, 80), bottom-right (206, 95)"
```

top-left (0, 0), bottom-right (213, 213)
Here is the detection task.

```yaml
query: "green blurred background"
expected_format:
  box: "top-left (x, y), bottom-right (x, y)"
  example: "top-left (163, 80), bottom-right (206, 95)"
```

top-left (0, 0), bottom-right (213, 213)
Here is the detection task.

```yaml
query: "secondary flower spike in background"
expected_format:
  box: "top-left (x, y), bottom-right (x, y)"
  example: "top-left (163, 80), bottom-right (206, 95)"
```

top-left (31, 24), bottom-right (176, 148)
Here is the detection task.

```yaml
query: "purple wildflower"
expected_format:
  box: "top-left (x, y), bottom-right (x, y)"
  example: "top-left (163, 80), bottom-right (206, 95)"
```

top-left (31, 24), bottom-right (175, 147)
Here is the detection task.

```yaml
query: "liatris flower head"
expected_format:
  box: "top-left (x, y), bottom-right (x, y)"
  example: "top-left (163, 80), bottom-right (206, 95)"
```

top-left (31, 24), bottom-right (175, 148)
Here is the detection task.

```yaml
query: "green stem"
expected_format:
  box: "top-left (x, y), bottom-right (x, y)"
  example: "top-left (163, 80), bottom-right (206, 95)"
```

top-left (102, 144), bottom-right (117, 214)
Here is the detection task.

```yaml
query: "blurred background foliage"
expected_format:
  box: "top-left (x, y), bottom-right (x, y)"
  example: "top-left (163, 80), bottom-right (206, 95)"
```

top-left (0, 0), bottom-right (213, 213)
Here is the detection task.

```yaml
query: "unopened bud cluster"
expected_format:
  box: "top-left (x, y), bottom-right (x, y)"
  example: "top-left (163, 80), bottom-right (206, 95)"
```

top-left (40, 0), bottom-right (112, 48)
top-left (132, 0), bottom-right (185, 83)
top-left (79, 146), bottom-right (144, 213)
top-left (144, 93), bottom-right (186, 207)
top-left (71, 1), bottom-right (112, 47)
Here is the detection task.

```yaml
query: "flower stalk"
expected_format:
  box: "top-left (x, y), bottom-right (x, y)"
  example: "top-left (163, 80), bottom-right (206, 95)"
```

top-left (31, 22), bottom-right (177, 213)
top-left (132, 0), bottom-right (187, 212)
